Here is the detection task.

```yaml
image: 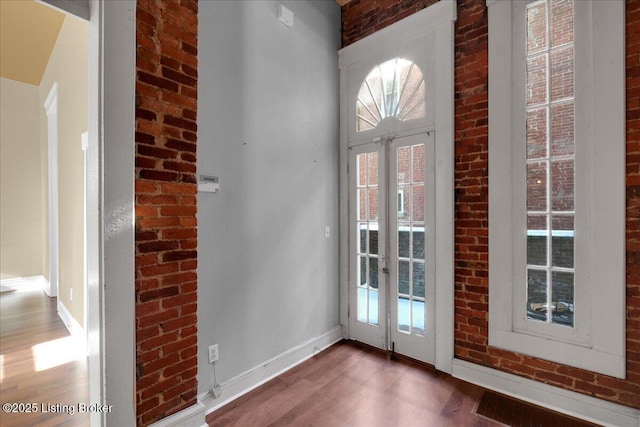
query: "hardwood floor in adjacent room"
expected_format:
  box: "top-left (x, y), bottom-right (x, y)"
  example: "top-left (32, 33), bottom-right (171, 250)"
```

top-left (206, 341), bottom-right (600, 427)
top-left (0, 288), bottom-right (89, 427)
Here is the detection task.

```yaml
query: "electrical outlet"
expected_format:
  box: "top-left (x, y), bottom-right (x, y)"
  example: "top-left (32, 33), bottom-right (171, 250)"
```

top-left (208, 344), bottom-right (219, 363)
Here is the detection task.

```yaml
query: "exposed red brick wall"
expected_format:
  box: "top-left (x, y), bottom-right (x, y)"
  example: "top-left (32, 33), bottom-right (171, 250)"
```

top-left (342, 0), bottom-right (439, 47)
top-left (135, 0), bottom-right (198, 424)
top-left (342, 0), bottom-right (640, 410)
top-left (626, 0), bottom-right (640, 405)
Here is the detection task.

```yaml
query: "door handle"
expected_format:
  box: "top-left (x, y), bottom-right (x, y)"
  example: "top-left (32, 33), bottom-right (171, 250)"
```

top-left (382, 267), bottom-right (390, 274)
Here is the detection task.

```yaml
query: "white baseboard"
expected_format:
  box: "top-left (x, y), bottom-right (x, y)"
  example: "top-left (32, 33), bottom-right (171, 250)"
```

top-left (57, 299), bottom-right (84, 341)
top-left (452, 358), bottom-right (640, 427)
top-left (201, 326), bottom-right (343, 418)
top-left (148, 401), bottom-right (207, 427)
top-left (0, 275), bottom-right (47, 292)
top-left (148, 326), bottom-right (343, 427)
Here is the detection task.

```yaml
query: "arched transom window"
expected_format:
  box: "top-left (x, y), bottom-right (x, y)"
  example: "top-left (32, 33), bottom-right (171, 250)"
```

top-left (356, 58), bottom-right (425, 132)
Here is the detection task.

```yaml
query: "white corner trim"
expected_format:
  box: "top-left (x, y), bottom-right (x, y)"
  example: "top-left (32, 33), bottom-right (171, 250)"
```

top-left (452, 359), bottom-right (640, 427)
top-left (148, 401), bottom-right (207, 427)
top-left (201, 326), bottom-right (343, 418)
top-left (43, 81), bottom-right (58, 114)
top-left (57, 299), bottom-right (85, 339)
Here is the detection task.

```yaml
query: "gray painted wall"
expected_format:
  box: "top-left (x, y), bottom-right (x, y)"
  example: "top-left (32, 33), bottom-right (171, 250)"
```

top-left (197, 0), bottom-right (341, 393)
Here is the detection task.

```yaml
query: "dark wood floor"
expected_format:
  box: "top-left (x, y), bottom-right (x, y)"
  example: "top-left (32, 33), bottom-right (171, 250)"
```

top-left (207, 341), bottom-right (600, 427)
top-left (0, 288), bottom-right (89, 427)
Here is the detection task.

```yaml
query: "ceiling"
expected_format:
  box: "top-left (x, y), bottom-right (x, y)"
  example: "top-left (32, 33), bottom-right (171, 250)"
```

top-left (0, 1), bottom-right (65, 86)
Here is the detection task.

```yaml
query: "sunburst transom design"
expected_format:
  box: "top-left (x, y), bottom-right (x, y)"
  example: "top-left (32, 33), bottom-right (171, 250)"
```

top-left (356, 58), bottom-right (425, 132)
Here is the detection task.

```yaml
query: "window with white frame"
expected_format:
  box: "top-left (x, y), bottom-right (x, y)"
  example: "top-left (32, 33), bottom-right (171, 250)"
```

top-left (487, 0), bottom-right (625, 377)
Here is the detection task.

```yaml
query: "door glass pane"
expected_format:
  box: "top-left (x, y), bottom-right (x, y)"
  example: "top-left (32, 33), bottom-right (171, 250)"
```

top-left (398, 147), bottom-right (410, 184)
top-left (368, 188), bottom-right (379, 220)
top-left (367, 152), bottom-right (378, 185)
top-left (398, 260), bottom-right (410, 295)
top-left (369, 290), bottom-right (379, 325)
top-left (412, 300), bottom-right (425, 335)
top-left (398, 297), bottom-right (410, 332)
top-left (412, 230), bottom-right (424, 259)
top-left (369, 229), bottom-right (378, 255)
top-left (399, 230), bottom-right (410, 258)
top-left (412, 262), bottom-right (425, 298)
top-left (359, 226), bottom-right (366, 253)
top-left (357, 189), bottom-right (366, 221)
top-left (357, 288), bottom-right (367, 322)
top-left (412, 185), bottom-right (424, 222)
top-left (359, 256), bottom-right (366, 286)
top-left (398, 186), bottom-right (408, 219)
top-left (412, 145), bottom-right (425, 182)
top-left (369, 257), bottom-right (378, 289)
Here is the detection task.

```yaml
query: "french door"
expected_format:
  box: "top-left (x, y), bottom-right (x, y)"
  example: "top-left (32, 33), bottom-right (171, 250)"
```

top-left (349, 132), bottom-right (435, 363)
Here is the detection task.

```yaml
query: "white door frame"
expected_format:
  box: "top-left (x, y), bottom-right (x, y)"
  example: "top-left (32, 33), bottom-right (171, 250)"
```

top-left (44, 82), bottom-right (59, 298)
top-left (40, 1), bottom-right (137, 425)
top-left (87, 0), bottom-right (136, 425)
top-left (338, 0), bottom-right (456, 373)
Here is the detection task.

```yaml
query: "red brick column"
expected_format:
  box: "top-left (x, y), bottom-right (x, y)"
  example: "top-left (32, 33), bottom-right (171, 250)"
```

top-left (135, 0), bottom-right (198, 424)
top-left (452, 0), bottom-right (491, 368)
top-left (625, 0), bottom-right (640, 401)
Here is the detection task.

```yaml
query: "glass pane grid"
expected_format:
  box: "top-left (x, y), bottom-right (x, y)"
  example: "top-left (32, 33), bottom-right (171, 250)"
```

top-left (396, 144), bottom-right (426, 336)
top-left (526, 0), bottom-right (575, 328)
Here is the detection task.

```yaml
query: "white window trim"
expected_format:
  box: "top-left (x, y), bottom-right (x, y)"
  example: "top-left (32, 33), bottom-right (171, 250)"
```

top-left (488, 0), bottom-right (625, 378)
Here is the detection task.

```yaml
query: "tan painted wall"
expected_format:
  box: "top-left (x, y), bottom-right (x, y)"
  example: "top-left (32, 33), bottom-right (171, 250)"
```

top-left (0, 78), bottom-right (44, 280)
top-left (39, 16), bottom-right (88, 328)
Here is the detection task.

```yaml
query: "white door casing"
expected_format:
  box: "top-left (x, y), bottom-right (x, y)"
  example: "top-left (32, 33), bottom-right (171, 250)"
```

top-left (339, 0), bottom-right (456, 372)
top-left (44, 82), bottom-right (59, 298)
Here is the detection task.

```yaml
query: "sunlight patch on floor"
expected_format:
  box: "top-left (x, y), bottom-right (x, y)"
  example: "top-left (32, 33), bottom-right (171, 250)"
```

top-left (32, 335), bottom-right (84, 372)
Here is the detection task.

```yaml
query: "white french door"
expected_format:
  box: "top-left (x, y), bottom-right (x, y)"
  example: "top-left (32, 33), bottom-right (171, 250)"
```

top-left (339, 0), bottom-right (456, 372)
top-left (349, 132), bottom-right (435, 364)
